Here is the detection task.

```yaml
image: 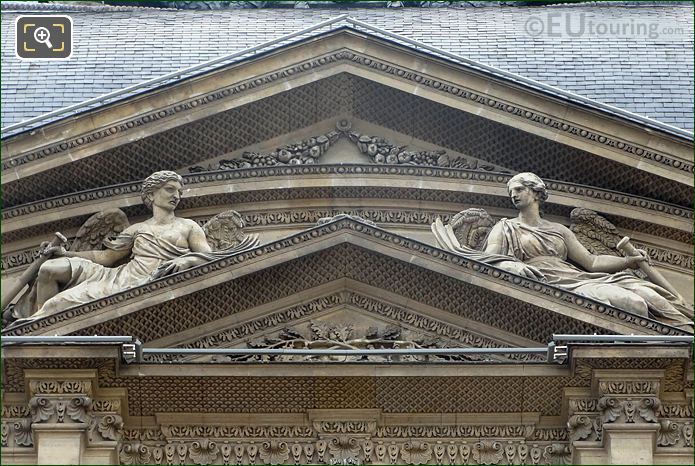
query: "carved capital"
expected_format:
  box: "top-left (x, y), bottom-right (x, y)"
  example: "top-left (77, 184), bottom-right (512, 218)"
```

top-left (597, 395), bottom-right (661, 424)
top-left (29, 394), bottom-right (92, 425)
top-left (567, 414), bottom-right (595, 442)
top-left (88, 413), bottom-right (124, 443)
top-left (259, 440), bottom-right (290, 466)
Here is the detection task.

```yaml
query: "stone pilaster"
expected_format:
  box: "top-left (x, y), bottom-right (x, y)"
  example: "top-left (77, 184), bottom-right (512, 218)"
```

top-left (24, 369), bottom-right (124, 465)
top-left (567, 369), bottom-right (666, 465)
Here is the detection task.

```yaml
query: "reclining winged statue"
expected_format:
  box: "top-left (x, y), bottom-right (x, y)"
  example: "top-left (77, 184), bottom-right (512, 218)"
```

top-left (431, 172), bottom-right (693, 330)
top-left (3, 171), bottom-right (259, 326)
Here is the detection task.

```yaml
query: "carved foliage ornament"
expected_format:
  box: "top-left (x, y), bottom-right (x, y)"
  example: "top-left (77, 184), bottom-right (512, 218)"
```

top-left (189, 120), bottom-right (509, 172)
top-left (118, 438), bottom-right (572, 465)
top-left (29, 395), bottom-right (92, 424)
top-left (190, 129), bottom-right (340, 171)
top-left (232, 319), bottom-right (496, 363)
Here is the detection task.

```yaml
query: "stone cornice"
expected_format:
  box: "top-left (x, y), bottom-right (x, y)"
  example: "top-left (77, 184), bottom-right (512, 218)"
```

top-left (142, 291), bottom-right (545, 364)
top-left (3, 44), bottom-right (691, 185)
top-left (4, 208), bottom-right (692, 274)
top-left (3, 218), bottom-right (689, 338)
top-left (2, 166), bottom-right (692, 234)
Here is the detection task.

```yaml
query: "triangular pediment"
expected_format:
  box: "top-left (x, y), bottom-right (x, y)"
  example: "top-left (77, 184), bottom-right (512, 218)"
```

top-left (150, 301), bottom-right (546, 364)
top-left (5, 218), bottom-right (688, 343)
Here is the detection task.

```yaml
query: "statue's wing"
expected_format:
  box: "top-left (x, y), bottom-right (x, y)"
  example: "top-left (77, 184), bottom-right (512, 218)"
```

top-left (70, 208), bottom-right (130, 251)
top-left (569, 208), bottom-right (621, 256)
top-left (204, 210), bottom-right (260, 252)
top-left (448, 208), bottom-right (495, 250)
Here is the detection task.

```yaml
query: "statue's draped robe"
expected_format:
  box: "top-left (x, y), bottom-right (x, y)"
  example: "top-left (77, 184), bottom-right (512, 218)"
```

top-left (33, 231), bottom-right (234, 317)
top-left (481, 219), bottom-right (692, 328)
top-left (35, 232), bottom-right (184, 316)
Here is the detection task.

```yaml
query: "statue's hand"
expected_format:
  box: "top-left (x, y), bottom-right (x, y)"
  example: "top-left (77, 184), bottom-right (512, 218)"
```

top-left (625, 249), bottom-right (650, 269)
top-left (151, 256), bottom-right (207, 279)
top-left (39, 241), bottom-right (67, 258)
top-left (496, 260), bottom-right (546, 281)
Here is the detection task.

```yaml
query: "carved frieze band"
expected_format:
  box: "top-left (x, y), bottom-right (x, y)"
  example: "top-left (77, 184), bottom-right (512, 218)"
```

top-left (6, 218), bottom-right (685, 335)
top-left (4, 48), bottom-right (691, 177)
top-left (4, 209), bottom-right (692, 274)
top-left (116, 419), bottom-right (572, 465)
top-left (117, 438), bottom-right (572, 465)
top-left (4, 166), bottom-right (692, 223)
top-left (4, 218), bottom-right (687, 338)
top-left (143, 291), bottom-right (544, 363)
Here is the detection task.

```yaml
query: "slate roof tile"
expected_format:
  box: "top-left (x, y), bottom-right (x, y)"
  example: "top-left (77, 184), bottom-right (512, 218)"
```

top-left (1, 2), bottom-right (693, 133)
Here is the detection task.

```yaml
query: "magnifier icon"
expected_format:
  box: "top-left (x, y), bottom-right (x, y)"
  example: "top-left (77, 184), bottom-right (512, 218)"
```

top-left (33, 27), bottom-right (53, 49)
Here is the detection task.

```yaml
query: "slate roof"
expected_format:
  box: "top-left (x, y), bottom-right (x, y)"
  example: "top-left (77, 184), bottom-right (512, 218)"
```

top-left (1, 1), bottom-right (693, 135)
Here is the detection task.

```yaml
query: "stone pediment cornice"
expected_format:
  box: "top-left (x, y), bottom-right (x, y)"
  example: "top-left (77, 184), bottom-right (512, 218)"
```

top-left (3, 165), bottom-right (692, 234)
top-left (142, 290), bottom-right (546, 364)
top-left (3, 207), bottom-right (693, 276)
top-left (2, 33), bottom-right (692, 186)
top-left (3, 217), bottom-right (689, 339)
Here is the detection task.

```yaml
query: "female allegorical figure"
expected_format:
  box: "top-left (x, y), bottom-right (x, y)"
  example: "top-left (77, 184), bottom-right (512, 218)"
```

top-left (26, 171), bottom-right (214, 320)
top-left (481, 173), bottom-right (692, 329)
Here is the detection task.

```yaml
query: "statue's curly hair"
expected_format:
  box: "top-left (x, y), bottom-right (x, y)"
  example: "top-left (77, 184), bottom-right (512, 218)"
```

top-left (141, 171), bottom-right (184, 210)
top-left (507, 172), bottom-right (549, 203)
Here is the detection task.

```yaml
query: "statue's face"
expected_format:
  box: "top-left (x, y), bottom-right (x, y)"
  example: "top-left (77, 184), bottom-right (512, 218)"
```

top-left (151, 180), bottom-right (183, 211)
top-left (508, 181), bottom-right (537, 209)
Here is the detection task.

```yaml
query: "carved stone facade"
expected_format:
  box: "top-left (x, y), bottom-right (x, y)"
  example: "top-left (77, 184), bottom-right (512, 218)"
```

top-left (2, 12), bottom-right (692, 466)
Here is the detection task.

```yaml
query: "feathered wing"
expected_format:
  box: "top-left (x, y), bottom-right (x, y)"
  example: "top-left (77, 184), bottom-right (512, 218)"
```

top-left (432, 208), bottom-right (495, 252)
top-left (203, 210), bottom-right (260, 252)
top-left (449, 208), bottom-right (495, 250)
top-left (569, 208), bottom-right (621, 256)
top-left (70, 208), bottom-right (130, 252)
top-left (570, 208), bottom-right (649, 279)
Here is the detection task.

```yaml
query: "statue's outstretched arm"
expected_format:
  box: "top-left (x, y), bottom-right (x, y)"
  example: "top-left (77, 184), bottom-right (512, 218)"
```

top-left (562, 226), bottom-right (645, 273)
top-left (52, 247), bottom-right (131, 266)
top-left (188, 221), bottom-right (213, 254)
